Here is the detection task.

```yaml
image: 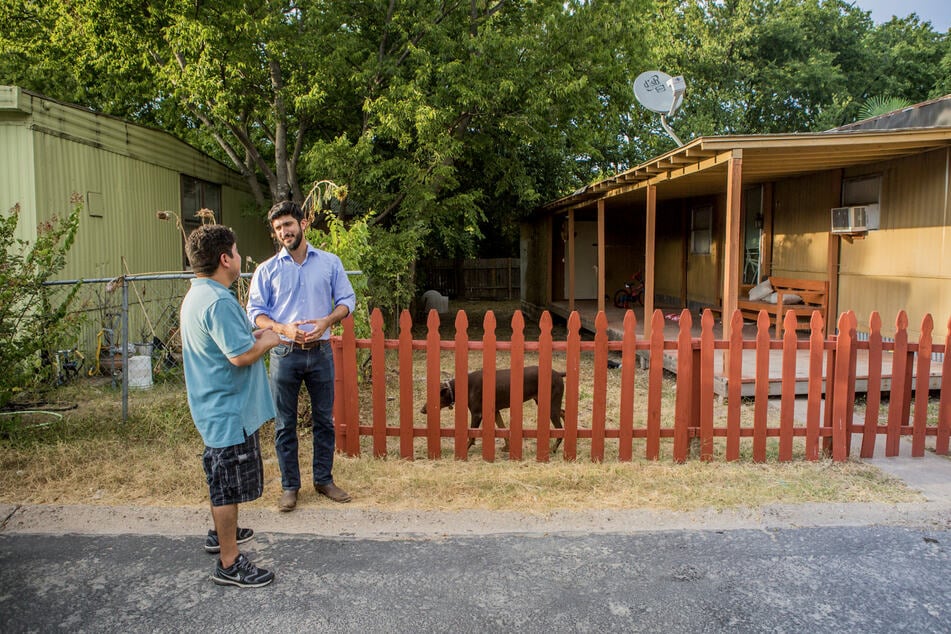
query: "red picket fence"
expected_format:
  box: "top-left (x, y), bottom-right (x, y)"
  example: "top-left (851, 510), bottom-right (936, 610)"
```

top-left (330, 308), bottom-right (951, 462)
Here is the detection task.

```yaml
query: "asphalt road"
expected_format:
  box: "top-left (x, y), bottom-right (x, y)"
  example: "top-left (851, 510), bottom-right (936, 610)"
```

top-left (2, 524), bottom-right (950, 633)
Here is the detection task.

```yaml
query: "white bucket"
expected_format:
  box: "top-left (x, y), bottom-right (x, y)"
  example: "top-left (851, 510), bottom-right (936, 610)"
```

top-left (128, 355), bottom-right (153, 390)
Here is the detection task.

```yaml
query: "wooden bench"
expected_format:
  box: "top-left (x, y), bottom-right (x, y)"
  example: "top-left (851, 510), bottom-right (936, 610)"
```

top-left (736, 276), bottom-right (829, 336)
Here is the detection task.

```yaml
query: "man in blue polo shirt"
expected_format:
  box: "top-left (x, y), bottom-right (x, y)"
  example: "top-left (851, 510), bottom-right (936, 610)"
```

top-left (247, 200), bottom-right (356, 512)
top-left (181, 224), bottom-right (281, 587)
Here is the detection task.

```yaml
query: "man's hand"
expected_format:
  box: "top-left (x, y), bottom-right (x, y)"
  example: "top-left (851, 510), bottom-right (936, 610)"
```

top-left (293, 318), bottom-right (332, 343)
top-left (253, 328), bottom-right (282, 350)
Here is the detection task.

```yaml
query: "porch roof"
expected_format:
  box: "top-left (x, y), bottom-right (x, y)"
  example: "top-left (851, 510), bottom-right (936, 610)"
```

top-left (541, 126), bottom-right (951, 213)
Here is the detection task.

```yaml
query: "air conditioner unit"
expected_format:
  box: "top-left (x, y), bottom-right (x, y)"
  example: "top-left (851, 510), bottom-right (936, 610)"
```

top-left (831, 204), bottom-right (878, 234)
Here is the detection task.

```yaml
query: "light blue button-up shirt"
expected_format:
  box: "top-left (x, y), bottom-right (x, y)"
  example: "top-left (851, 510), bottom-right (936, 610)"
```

top-left (246, 243), bottom-right (356, 340)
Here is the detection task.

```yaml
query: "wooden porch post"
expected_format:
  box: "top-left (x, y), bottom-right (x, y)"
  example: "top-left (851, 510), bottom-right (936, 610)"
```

top-left (644, 185), bottom-right (657, 339)
top-left (827, 170), bottom-right (843, 327)
top-left (568, 208), bottom-right (575, 313)
top-left (721, 150), bottom-right (743, 325)
top-left (597, 199), bottom-right (606, 314)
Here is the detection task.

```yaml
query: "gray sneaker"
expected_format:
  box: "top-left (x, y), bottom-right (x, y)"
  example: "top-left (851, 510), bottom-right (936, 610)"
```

top-left (212, 553), bottom-right (274, 588)
top-left (204, 527), bottom-right (254, 553)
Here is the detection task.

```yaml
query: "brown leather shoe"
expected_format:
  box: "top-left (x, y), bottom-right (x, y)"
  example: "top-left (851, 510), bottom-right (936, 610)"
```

top-left (315, 482), bottom-right (351, 503)
top-left (279, 489), bottom-right (298, 512)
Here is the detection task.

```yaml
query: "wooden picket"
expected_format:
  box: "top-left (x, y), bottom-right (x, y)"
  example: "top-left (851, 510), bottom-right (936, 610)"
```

top-left (938, 316), bottom-right (951, 455)
top-left (330, 306), bottom-right (949, 463)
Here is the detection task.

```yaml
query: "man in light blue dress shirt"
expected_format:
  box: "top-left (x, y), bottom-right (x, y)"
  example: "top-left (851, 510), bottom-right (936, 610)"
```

top-left (247, 200), bottom-right (356, 512)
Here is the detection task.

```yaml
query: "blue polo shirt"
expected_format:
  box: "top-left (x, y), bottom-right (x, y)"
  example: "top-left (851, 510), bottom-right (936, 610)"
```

top-left (180, 278), bottom-right (275, 448)
top-left (246, 243), bottom-right (356, 339)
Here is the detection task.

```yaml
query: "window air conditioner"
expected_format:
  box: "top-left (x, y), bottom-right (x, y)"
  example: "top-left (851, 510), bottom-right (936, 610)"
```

top-left (831, 204), bottom-right (878, 234)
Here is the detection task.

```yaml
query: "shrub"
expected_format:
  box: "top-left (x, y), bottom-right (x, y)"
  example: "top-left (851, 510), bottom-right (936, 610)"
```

top-left (0, 200), bottom-right (83, 407)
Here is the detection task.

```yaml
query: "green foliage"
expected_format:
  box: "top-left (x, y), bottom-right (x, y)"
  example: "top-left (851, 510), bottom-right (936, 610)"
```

top-left (305, 211), bottom-right (372, 339)
top-left (643, 0), bottom-right (949, 147)
top-left (858, 96), bottom-right (913, 120)
top-left (0, 201), bottom-right (83, 407)
top-left (2, 0), bottom-right (948, 301)
top-left (1, 0), bottom-right (652, 261)
top-left (305, 208), bottom-right (422, 337)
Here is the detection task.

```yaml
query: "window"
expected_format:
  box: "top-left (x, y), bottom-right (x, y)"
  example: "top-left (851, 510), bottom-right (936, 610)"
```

top-left (691, 205), bottom-right (713, 255)
top-left (180, 175), bottom-right (222, 268)
top-left (842, 175), bottom-right (881, 206)
top-left (842, 174), bottom-right (881, 231)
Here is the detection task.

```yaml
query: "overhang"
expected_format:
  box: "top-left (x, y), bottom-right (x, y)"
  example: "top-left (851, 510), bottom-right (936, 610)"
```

top-left (540, 127), bottom-right (951, 213)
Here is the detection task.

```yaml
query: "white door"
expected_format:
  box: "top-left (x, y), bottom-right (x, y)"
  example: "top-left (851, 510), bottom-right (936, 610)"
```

top-left (564, 221), bottom-right (599, 300)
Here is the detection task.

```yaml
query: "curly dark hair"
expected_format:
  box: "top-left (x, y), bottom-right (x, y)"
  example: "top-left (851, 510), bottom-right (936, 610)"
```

top-left (185, 224), bottom-right (236, 276)
top-left (267, 200), bottom-right (304, 224)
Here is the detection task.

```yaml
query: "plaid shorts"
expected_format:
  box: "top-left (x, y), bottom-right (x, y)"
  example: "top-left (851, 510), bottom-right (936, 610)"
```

top-left (202, 430), bottom-right (264, 507)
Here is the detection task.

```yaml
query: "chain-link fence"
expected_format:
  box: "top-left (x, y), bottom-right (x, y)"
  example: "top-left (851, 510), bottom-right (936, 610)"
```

top-left (43, 272), bottom-right (254, 421)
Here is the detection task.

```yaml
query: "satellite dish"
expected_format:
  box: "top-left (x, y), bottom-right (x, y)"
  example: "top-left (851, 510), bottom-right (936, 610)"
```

top-left (634, 70), bottom-right (687, 146)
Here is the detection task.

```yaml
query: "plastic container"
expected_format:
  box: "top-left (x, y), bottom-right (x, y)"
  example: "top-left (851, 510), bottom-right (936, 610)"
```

top-left (127, 355), bottom-right (153, 389)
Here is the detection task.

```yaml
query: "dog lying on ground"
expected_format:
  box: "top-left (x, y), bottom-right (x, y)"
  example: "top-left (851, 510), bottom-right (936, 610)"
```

top-left (421, 365), bottom-right (567, 453)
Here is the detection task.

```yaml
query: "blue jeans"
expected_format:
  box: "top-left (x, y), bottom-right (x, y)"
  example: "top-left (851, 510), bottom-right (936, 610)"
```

top-left (269, 343), bottom-right (336, 491)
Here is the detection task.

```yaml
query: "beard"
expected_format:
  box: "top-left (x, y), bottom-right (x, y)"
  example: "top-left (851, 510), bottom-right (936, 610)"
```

top-left (285, 231), bottom-right (303, 251)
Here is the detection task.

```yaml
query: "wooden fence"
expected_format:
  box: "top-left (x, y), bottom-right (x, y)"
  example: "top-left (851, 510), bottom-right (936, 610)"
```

top-left (330, 308), bottom-right (950, 462)
top-left (418, 258), bottom-right (519, 300)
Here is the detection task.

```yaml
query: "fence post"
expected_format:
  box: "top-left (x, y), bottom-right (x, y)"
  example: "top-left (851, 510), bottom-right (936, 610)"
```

top-left (805, 312), bottom-right (824, 460)
top-left (673, 310), bottom-right (693, 463)
top-left (563, 312), bottom-right (581, 461)
top-left (425, 310), bottom-right (442, 459)
top-left (537, 312), bottom-right (553, 462)
top-left (646, 310), bottom-right (665, 460)
top-left (830, 311), bottom-right (856, 461)
top-left (591, 311), bottom-right (609, 462)
top-left (699, 310), bottom-right (715, 461)
top-left (753, 311), bottom-right (770, 462)
top-left (121, 276), bottom-right (129, 422)
top-left (726, 310), bottom-right (743, 461)
top-left (398, 310), bottom-right (414, 459)
top-left (481, 310), bottom-right (497, 462)
top-left (911, 315), bottom-right (934, 457)
top-left (509, 311), bottom-right (524, 460)
top-left (370, 309), bottom-right (387, 458)
top-left (860, 312), bottom-right (884, 458)
top-left (779, 311), bottom-right (799, 461)
top-left (454, 311), bottom-right (470, 460)
top-left (937, 316), bottom-right (951, 456)
top-left (886, 311), bottom-right (910, 456)
top-left (341, 315), bottom-right (360, 457)
top-left (618, 310), bottom-right (637, 461)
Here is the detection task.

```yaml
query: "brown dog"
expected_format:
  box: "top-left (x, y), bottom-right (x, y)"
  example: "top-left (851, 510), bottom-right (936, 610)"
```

top-left (421, 365), bottom-right (566, 453)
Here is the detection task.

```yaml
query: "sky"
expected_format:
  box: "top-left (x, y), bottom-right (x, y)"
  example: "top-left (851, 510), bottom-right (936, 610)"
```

top-left (852, 0), bottom-right (950, 31)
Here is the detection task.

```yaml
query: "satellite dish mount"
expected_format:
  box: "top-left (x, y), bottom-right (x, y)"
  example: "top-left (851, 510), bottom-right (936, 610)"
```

top-left (634, 71), bottom-right (687, 147)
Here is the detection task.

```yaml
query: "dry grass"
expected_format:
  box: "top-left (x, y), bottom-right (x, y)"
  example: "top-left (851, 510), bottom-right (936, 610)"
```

top-left (0, 374), bottom-right (919, 513)
top-left (0, 299), bottom-right (929, 511)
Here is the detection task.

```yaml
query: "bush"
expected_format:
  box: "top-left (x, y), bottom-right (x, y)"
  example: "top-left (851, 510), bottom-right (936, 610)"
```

top-left (0, 200), bottom-right (83, 407)
top-left (307, 211), bottom-right (422, 338)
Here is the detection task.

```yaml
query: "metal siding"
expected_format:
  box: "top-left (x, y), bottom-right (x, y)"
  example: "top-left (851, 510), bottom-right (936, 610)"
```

top-left (839, 148), bottom-right (951, 338)
top-left (24, 91), bottom-right (248, 191)
top-left (771, 172), bottom-right (835, 279)
top-left (0, 120), bottom-right (38, 243)
top-left (8, 88), bottom-right (268, 281)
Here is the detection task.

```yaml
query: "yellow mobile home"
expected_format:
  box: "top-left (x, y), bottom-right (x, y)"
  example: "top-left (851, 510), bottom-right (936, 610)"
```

top-left (525, 95), bottom-right (951, 340)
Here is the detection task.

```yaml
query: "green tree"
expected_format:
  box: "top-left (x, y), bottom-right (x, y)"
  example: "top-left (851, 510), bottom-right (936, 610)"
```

top-left (639, 0), bottom-right (948, 153)
top-left (1, 0), bottom-right (652, 262)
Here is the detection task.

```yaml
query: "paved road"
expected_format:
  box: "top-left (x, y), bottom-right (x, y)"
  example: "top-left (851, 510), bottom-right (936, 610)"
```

top-left (2, 524), bottom-right (950, 633)
top-left (3, 445), bottom-right (950, 633)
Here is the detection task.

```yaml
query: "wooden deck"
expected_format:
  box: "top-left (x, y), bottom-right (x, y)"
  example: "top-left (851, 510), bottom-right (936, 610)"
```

top-left (549, 300), bottom-right (945, 398)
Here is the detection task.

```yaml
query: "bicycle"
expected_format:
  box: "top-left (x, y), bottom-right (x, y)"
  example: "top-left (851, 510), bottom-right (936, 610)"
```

top-left (613, 271), bottom-right (645, 309)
